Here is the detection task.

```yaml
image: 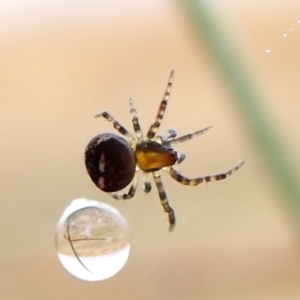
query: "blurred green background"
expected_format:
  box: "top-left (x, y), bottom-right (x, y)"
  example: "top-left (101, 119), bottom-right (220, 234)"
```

top-left (1, 0), bottom-right (300, 299)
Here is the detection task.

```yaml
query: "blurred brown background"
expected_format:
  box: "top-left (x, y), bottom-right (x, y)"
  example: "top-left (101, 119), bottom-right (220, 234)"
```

top-left (1, 0), bottom-right (300, 299)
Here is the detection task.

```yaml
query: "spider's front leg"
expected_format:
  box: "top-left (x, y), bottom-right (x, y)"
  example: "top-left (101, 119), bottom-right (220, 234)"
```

top-left (169, 126), bottom-right (213, 146)
top-left (165, 160), bottom-right (245, 186)
top-left (143, 173), bottom-right (152, 193)
top-left (153, 171), bottom-right (175, 231)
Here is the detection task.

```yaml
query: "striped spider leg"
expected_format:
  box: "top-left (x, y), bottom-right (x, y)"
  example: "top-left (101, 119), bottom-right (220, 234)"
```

top-left (164, 160), bottom-right (245, 186)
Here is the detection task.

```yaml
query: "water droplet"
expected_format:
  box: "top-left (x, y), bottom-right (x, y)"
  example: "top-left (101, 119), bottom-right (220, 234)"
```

top-left (55, 198), bottom-right (131, 281)
top-left (265, 48), bottom-right (271, 53)
top-left (283, 33), bottom-right (287, 38)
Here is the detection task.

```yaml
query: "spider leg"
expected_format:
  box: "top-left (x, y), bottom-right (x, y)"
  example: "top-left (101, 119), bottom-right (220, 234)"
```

top-left (94, 111), bottom-right (135, 143)
top-left (110, 176), bottom-right (138, 200)
top-left (153, 171), bottom-right (175, 231)
top-left (143, 173), bottom-right (151, 193)
top-left (169, 126), bottom-right (213, 145)
top-left (166, 160), bottom-right (245, 186)
top-left (147, 70), bottom-right (174, 139)
top-left (129, 97), bottom-right (143, 141)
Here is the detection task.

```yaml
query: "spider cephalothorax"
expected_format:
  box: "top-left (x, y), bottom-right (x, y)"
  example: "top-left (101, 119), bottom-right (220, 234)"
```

top-left (85, 70), bottom-right (244, 230)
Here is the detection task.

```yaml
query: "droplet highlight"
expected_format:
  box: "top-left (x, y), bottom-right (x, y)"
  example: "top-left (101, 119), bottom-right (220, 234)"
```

top-left (55, 198), bottom-right (131, 281)
top-left (265, 48), bottom-right (271, 53)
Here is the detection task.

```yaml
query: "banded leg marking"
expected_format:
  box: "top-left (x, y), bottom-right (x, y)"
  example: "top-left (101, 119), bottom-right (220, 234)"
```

top-left (147, 70), bottom-right (174, 139)
top-left (166, 160), bottom-right (245, 186)
top-left (143, 173), bottom-right (151, 193)
top-left (153, 171), bottom-right (175, 231)
top-left (94, 111), bottom-right (135, 143)
top-left (129, 98), bottom-right (143, 141)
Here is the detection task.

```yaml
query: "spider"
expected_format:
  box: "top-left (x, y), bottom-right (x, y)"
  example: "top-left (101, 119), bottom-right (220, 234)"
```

top-left (85, 70), bottom-right (244, 230)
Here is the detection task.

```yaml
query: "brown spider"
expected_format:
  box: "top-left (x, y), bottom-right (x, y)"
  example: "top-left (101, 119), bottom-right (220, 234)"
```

top-left (85, 70), bottom-right (244, 230)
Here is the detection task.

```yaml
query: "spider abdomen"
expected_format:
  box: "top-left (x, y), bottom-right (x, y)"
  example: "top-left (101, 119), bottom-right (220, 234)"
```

top-left (135, 140), bottom-right (177, 173)
top-left (85, 133), bottom-right (136, 192)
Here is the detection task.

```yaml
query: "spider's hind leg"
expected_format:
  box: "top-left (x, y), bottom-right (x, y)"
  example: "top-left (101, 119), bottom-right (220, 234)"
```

top-left (94, 111), bottom-right (135, 143)
top-left (129, 97), bottom-right (143, 141)
top-left (110, 176), bottom-right (138, 200)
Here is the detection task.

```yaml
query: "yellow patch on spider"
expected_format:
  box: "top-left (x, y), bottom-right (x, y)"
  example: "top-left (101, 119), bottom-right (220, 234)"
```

top-left (135, 140), bottom-right (177, 172)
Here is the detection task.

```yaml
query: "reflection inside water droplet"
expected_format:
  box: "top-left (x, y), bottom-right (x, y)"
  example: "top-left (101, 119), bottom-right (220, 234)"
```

top-left (55, 198), bottom-right (131, 281)
top-left (265, 48), bottom-right (271, 53)
top-left (283, 33), bottom-right (287, 37)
